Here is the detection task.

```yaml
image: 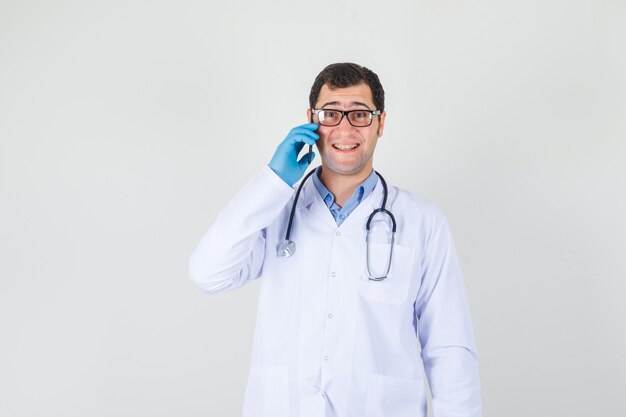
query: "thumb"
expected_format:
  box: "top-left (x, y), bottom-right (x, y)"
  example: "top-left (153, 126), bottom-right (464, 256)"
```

top-left (297, 151), bottom-right (315, 170)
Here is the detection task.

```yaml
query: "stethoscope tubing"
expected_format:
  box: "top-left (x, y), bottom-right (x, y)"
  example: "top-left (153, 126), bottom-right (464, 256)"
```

top-left (283, 169), bottom-right (317, 245)
top-left (365, 172), bottom-right (396, 234)
top-left (280, 169), bottom-right (397, 280)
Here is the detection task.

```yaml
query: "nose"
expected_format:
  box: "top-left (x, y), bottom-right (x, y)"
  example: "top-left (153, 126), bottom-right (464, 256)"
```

top-left (337, 113), bottom-right (354, 131)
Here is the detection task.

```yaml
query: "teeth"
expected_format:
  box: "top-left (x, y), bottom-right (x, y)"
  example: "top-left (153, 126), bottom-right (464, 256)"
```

top-left (333, 144), bottom-right (357, 150)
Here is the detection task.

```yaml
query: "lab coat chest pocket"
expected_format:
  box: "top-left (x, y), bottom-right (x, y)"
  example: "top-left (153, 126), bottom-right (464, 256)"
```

top-left (242, 366), bottom-right (289, 417)
top-left (365, 374), bottom-right (427, 417)
top-left (358, 242), bottom-right (416, 305)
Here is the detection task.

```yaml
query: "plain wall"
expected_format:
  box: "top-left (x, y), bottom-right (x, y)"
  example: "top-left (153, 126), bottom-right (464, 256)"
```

top-left (1, 1), bottom-right (625, 416)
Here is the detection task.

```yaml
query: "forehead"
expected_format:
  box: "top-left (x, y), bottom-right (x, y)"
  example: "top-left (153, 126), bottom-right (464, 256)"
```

top-left (315, 83), bottom-right (375, 108)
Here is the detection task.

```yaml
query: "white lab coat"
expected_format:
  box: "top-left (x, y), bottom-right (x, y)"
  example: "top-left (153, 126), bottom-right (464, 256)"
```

top-left (189, 166), bottom-right (482, 417)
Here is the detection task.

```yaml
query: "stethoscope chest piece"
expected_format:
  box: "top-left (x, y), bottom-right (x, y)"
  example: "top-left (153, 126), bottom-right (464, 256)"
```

top-left (277, 240), bottom-right (296, 258)
top-left (275, 169), bottom-right (316, 258)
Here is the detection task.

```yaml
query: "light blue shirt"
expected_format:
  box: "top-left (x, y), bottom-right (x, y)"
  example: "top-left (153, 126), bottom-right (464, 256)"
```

top-left (311, 167), bottom-right (378, 226)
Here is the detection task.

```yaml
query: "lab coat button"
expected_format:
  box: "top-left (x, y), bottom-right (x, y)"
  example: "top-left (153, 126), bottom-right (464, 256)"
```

top-left (330, 272), bottom-right (336, 278)
top-left (322, 392), bottom-right (327, 400)
top-left (335, 230), bottom-right (341, 236)
top-left (323, 355), bottom-right (329, 361)
top-left (328, 313), bottom-right (333, 319)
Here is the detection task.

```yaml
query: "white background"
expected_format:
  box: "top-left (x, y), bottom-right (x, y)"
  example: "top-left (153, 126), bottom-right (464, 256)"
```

top-left (1, 1), bottom-right (625, 416)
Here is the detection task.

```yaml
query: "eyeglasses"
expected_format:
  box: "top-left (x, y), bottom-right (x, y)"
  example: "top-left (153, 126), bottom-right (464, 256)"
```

top-left (312, 108), bottom-right (381, 127)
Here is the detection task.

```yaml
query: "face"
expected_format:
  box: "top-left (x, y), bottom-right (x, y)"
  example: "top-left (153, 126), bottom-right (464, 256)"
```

top-left (307, 83), bottom-right (386, 178)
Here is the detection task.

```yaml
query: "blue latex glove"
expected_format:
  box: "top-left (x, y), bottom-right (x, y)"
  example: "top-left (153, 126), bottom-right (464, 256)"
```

top-left (269, 123), bottom-right (319, 186)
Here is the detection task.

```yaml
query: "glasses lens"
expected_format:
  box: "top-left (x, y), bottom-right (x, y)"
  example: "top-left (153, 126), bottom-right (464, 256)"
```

top-left (347, 111), bottom-right (373, 127)
top-left (318, 110), bottom-right (342, 126)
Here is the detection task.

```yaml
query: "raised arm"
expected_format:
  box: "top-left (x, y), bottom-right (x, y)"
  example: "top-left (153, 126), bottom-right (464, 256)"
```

top-left (188, 123), bottom-right (319, 293)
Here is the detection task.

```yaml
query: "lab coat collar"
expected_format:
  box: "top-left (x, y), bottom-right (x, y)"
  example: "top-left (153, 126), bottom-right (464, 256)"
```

top-left (297, 170), bottom-right (383, 232)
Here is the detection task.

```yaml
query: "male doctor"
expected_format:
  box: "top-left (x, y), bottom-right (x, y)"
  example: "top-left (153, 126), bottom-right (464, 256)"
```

top-left (189, 63), bottom-right (482, 417)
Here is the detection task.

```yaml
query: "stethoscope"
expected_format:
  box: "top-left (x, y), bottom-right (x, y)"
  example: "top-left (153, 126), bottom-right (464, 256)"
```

top-left (276, 169), bottom-right (397, 281)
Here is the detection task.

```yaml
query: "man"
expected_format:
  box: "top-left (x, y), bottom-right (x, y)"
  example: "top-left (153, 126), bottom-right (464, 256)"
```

top-left (189, 63), bottom-right (482, 417)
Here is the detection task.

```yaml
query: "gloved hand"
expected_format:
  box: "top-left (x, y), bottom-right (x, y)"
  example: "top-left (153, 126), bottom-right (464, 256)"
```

top-left (269, 123), bottom-right (319, 186)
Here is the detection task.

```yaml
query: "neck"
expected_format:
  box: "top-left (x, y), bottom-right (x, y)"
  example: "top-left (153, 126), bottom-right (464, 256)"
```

top-left (319, 166), bottom-right (373, 207)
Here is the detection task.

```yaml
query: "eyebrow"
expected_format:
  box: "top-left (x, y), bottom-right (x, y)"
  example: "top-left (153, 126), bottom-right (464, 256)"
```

top-left (319, 101), bottom-right (372, 110)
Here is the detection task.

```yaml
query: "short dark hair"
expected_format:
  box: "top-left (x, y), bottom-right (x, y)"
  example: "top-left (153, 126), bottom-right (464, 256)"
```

top-left (309, 63), bottom-right (385, 111)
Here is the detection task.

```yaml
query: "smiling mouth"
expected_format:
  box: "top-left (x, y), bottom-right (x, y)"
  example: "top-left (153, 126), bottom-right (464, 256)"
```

top-left (332, 144), bottom-right (359, 150)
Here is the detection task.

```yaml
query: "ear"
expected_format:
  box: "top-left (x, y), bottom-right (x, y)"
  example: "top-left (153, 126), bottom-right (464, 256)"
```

top-left (377, 111), bottom-right (387, 137)
top-left (306, 108), bottom-right (312, 122)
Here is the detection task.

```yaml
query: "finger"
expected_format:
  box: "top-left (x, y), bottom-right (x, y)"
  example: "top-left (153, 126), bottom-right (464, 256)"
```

top-left (288, 127), bottom-right (319, 141)
top-left (294, 141), bottom-right (305, 154)
top-left (298, 123), bottom-right (318, 131)
top-left (284, 132), bottom-right (318, 147)
top-left (297, 151), bottom-right (314, 168)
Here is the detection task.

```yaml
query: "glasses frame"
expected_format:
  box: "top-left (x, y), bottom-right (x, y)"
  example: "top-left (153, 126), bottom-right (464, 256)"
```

top-left (311, 108), bottom-right (382, 127)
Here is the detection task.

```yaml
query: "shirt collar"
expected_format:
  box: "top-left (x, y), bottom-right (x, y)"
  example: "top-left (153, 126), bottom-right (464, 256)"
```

top-left (312, 166), bottom-right (378, 209)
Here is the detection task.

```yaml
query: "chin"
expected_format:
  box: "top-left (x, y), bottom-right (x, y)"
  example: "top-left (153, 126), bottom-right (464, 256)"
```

top-left (324, 159), bottom-right (368, 176)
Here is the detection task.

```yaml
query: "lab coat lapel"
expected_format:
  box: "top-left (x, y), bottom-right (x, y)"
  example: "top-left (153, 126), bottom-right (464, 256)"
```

top-left (296, 173), bottom-right (385, 231)
top-left (297, 177), bottom-right (337, 229)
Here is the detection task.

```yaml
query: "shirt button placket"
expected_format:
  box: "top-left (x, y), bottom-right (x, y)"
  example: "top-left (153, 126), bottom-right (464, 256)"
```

top-left (322, 230), bottom-right (338, 399)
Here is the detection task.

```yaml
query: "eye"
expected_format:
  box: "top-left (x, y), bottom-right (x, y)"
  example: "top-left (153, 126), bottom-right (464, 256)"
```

top-left (324, 110), bottom-right (339, 118)
top-left (353, 111), bottom-right (369, 119)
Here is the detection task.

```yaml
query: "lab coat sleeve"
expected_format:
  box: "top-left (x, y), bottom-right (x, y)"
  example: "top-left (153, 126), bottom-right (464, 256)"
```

top-left (414, 210), bottom-right (482, 417)
top-left (188, 165), bottom-right (295, 294)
